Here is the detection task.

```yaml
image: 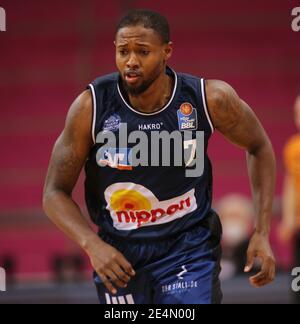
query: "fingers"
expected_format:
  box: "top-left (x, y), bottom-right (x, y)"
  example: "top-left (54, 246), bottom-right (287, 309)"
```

top-left (98, 272), bottom-right (118, 295)
top-left (105, 269), bottom-right (128, 289)
top-left (111, 264), bottom-right (131, 285)
top-left (249, 271), bottom-right (269, 288)
top-left (244, 250), bottom-right (255, 273)
top-left (97, 267), bottom-right (130, 295)
top-left (118, 256), bottom-right (136, 277)
top-left (249, 257), bottom-right (276, 288)
top-left (107, 254), bottom-right (136, 290)
top-left (94, 253), bottom-right (136, 295)
top-left (90, 242), bottom-right (136, 295)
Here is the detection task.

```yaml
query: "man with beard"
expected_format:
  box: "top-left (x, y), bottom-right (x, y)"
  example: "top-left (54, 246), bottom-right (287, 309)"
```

top-left (43, 9), bottom-right (276, 304)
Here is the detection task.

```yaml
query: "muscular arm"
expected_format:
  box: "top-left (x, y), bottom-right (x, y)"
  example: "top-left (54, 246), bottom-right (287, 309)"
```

top-left (206, 80), bottom-right (276, 287)
top-left (43, 90), bottom-right (98, 249)
top-left (43, 90), bottom-right (135, 294)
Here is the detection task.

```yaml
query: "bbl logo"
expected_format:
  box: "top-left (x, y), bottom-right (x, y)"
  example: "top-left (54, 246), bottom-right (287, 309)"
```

top-left (177, 103), bottom-right (198, 131)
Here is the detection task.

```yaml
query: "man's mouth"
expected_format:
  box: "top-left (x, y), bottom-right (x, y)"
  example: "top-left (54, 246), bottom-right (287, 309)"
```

top-left (124, 71), bottom-right (142, 84)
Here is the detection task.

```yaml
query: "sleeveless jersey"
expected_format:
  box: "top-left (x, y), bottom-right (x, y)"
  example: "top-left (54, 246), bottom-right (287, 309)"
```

top-left (85, 66), bottom-right (215, 240)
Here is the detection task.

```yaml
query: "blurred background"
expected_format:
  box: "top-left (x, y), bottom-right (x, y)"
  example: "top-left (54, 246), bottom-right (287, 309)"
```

top-left (0, 0), bottom-right (300, 304)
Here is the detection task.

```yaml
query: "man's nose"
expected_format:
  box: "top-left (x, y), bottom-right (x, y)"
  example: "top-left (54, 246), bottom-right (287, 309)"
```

top-left (126, 53), bottom-right (139, 69)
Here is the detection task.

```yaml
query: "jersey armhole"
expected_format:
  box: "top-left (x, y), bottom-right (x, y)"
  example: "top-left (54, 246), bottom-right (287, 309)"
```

top-left (88, 84), bottom-right (97, 144)
top-left (200, 78), bottom-right (214, 135)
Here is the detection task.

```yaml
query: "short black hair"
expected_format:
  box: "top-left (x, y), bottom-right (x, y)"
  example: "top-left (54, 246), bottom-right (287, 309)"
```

top-left (116, 9), bottom-right (170, 44)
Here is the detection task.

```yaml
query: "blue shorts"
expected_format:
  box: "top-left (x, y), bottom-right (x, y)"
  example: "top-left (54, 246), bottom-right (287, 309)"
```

top-left (94, 210), bottom-right (223, 304)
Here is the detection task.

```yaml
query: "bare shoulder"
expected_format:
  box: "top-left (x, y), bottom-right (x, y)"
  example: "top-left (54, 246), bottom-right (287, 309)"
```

top-left (54, 89), bottom-right (94, 174)
top-left (205, 80), bottom-right (245, 132)
top-left (204, 80), bottom-right (270, 152)
top-left (44, 90), bottom-right (93, 194)
top-left (205, 80), bottom-right (238, 107)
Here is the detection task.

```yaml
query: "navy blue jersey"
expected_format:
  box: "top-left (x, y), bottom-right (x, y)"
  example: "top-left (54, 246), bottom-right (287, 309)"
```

top-left (85, 66), bottom-right (214, 240)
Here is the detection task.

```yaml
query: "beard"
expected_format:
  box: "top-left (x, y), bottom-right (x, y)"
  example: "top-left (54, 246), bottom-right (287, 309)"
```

top-left (121, 67), bottom-right (162, 97)
top-left (122, 78), bottom-right (154, 96)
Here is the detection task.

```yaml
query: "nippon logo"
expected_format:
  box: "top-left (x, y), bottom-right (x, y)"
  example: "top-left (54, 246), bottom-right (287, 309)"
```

top-left (291, 7), bottom-right (300, 32)
top-left (0, 267), bottom-right (6, 292)
top-left (0, 7), bottom-right (6, 31)
top-left (291, 267), bottom-right (300, 292)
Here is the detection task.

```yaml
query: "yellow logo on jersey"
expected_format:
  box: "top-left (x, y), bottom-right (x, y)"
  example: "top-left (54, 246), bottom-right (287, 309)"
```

top-left (104, 183), bottom-right (197, 230)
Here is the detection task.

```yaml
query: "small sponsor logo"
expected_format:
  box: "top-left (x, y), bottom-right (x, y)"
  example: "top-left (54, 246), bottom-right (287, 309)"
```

top-left (162, 280), bottom-right (198, 294)
top-left (138, 122), bottom-right (163, 131)
top-left (103, 114), bottom-right (121, 132)
top-left (97, 148), bottom-right (133, 170)
top-left (162, 266), bottom-right (198, 295)
top-left (177, 265), bottom-right (188, 280)
top-left (177, 103), bottom-right (198, 131)
top-left (161, 265), bottom-right (199, 295)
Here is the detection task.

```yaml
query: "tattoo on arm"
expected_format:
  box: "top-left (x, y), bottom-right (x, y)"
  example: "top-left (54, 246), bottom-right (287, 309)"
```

top-left (206, 80), bottom-right (244, 134)
top-left (44, 90), bottom-right (93, 196)
top-left (206, 80), bottom-right (268, 152)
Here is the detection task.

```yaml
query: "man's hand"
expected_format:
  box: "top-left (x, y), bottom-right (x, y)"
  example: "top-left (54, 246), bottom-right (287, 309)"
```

top-left (244, 232), bottom-right (276, 288)
top-left (86, 237), bottom-right (136, 295)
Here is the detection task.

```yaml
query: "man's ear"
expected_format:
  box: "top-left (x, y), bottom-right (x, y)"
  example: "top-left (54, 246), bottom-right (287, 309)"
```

top-left (164, 41), bottom-right (173, 61)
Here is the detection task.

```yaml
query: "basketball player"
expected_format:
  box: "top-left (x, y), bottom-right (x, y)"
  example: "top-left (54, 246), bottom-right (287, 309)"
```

top-left (43, 9), bottom-right (276, 304)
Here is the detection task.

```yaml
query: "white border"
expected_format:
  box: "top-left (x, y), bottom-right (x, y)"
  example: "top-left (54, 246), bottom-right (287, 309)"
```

top-left (89, 84), bottom-right (97, 144)
top-left (200, 78), bottom-right (214, 134)
top-left (117, 68), bottom-right (178, 116)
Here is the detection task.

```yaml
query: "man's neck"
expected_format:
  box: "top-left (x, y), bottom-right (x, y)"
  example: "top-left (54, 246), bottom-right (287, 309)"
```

top-left (128, 71), bottom-right (174, 114)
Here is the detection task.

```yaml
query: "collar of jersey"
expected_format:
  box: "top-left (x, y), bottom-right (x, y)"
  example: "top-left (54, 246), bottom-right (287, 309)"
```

top-left (116, 66), bottom-right (179, 116)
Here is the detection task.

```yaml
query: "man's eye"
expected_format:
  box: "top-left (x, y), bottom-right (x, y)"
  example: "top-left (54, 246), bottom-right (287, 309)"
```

top-left (141, 50), bottom-right (150, 56)
top-left (119, 50), bottom-right (128, 56)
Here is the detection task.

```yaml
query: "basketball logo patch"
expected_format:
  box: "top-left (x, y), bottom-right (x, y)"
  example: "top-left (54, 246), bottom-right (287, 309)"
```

top-left (177, 103), bottom-right (198, 131)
